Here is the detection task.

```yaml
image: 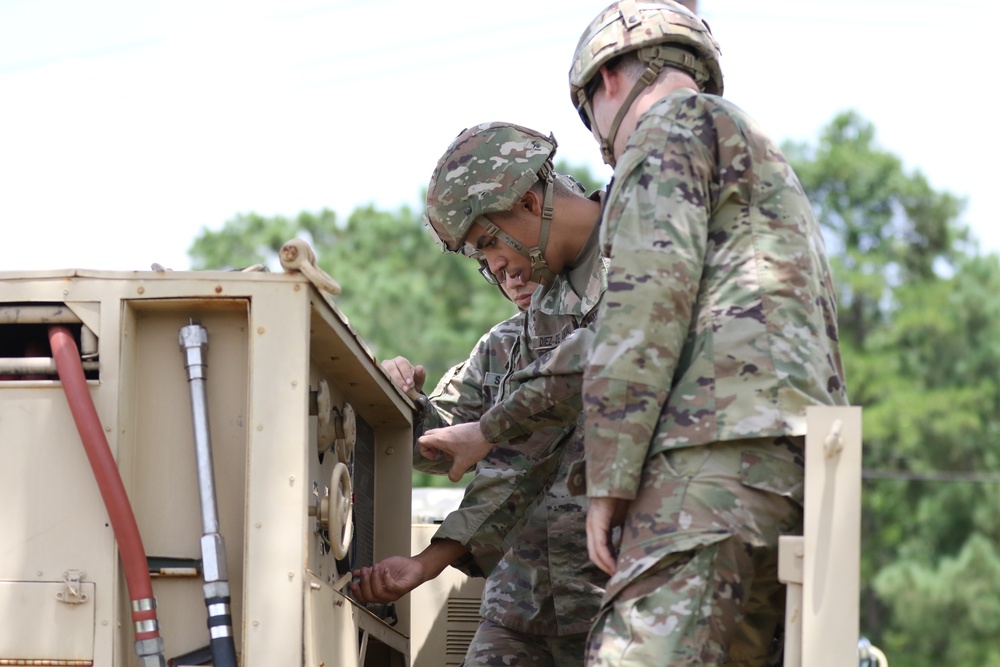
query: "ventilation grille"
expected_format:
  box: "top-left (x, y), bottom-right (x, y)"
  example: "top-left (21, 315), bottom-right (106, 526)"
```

top-left (445, 595), bottom-right (481, 664)
top-left (446, 628), bottom-right (477, 660)
top-left (447, 597), bottom-right (481, 624)
top-left (352, 413), bottom-right (375, 571)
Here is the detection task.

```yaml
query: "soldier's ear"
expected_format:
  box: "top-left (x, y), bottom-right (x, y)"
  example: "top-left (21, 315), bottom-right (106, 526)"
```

top-left (518, 189), bottom-right (541, 216)
top-left (600, 64), bottom-right (623, 100)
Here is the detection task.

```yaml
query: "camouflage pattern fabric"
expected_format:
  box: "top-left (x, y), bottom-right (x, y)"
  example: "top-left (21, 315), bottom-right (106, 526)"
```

top-left (424, 122), bottom-right (556, 252)
top-left (409, 222), bottom-right (609, 646)
top-left (568, 0), bottom-right (724, 104)
top-left (413, 311), bottom-right (571, 577)
top-left (466, 619), bottom-right (588, 667)
top-left (478, 203), bottom-right (610, 444)
top-left (581, 89), bottom-right (847, 664)
top-left (584, 88), bottom-right (847, 500)
top-left (586, 438), bottom-right (804, 666)
top-left (467, 216), bottom-right (608, 644)
top-left (481, 412), bottom-right (605, 636)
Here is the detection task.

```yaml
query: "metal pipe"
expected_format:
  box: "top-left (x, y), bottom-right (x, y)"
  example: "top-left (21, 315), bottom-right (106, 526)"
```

top-left (0, 305), bottom-right (82, 324)
top-left (0, 357), bottom-right (99, 375)
top-left (179, 322), bottom-right (239, 667)
top-left (48, 325), bottom-right (167, 667)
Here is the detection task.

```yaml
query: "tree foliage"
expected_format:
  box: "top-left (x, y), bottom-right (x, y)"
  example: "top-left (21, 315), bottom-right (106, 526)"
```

top-left (787, 111), bottom-right (1000, 666)
top-left (190, 205), bottom-right (516, 489)
top-left (785, 111), bottom-right (966, 348)
top-left (190, 205), bottom-right (515, 388)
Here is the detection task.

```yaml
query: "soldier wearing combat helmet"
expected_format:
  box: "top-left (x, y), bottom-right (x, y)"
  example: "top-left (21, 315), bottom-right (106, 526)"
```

top-left (425, 122), bottom-right (560, 286)
top-left (354, 122), bottom-right (609, 666)
top-left (564, 1), bottom-right (848, 665)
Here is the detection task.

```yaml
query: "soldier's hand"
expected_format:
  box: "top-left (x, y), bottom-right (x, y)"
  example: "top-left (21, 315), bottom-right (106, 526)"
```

top-left (587, 496), bottom-right (629, 575)
top-left (381, 356), bottom-right (426, 401)
top-left (350, 556), bottom-right (425, 603)
top-left (418, 422), bottom-right (491, 482)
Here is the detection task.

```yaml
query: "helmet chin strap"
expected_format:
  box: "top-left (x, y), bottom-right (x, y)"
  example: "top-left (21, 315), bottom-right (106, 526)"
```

top-left (481, 164), bottom-right (557, 285)
top-left (596, 54), bottom-right (666, 167)
top-left (594, 46), bottom-right (707, 167)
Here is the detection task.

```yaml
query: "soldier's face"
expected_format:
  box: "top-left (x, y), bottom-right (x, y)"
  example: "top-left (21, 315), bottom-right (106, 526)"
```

top-left (502, 280), bottom-right (540, 311)
top-left (465, 218), bottom-right (537, 293)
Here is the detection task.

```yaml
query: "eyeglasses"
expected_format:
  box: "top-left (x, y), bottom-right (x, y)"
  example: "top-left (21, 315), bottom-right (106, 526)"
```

top-left (465, 247), bottom-right (505, 286)
top-left (477, 258), bottom-right (507, 286)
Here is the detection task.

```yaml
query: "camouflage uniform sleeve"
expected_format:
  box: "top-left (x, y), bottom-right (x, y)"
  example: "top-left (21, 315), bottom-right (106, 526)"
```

top-left (583, 107), bottom-right (712, 500)
top-left (412, 332), bottom-right (491, 475)
top-left (478, 325), bottom-right (594, 442)
top-left (432, 425), bottom-right (570, 577)
top-left (423, 313), bottom-right (558, 577)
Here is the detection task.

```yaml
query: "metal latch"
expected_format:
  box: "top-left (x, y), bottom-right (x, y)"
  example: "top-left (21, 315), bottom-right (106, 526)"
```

top-left (56, 569), bottom-right (89, 604)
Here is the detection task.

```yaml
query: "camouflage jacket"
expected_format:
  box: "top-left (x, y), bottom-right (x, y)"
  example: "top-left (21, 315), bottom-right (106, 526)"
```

top-left (414, 312), bottom-right (570, 578)
top-left (584, 89), bottom-right (848, 500)
top-left (481, 222), bottom-right (609, 636)
top-left (478, 200), bottom-right (609, 444)
top-left (419, 220), bottom-right (609, 634)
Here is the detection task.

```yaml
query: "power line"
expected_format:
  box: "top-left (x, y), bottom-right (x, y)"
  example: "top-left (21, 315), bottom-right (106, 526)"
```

top-left (0, 37), bottom-right (163, 76)
top-left (863, 469), bottom-right (1000, 484)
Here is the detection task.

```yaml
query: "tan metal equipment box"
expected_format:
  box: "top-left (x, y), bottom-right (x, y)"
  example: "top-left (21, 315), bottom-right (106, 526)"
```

top-left (0, 268), bottom-right (414, 666)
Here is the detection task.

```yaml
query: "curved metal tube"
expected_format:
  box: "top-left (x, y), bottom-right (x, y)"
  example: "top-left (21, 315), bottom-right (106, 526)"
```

top-left (49, 325), bottom-right (166, 665)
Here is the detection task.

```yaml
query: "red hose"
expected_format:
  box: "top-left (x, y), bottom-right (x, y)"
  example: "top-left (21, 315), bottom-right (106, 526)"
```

top-left (49, 326), bottom-right (162, 643)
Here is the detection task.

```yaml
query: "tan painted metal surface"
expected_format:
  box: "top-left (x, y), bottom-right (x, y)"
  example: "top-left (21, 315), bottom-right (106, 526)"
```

top-left (781, 406), bottom-right (863, 667)
top-left (0, 268), bottom-right (414, 666)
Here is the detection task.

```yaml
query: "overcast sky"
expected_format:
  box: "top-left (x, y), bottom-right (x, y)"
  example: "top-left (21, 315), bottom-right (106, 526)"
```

top-left (0, 0), bottom-right (992, 272)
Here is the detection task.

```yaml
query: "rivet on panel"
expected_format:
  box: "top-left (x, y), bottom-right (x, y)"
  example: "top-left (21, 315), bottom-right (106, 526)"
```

top-left (137, 286), bottom-right (145, 294)
top-left (215, 285), bottom-right (223, 294)
top-left (291, 380), bottom-right (298, 387)
top-left (294, 284), bottom-right (301, 291)
top-left (385, 447), bottom-right (395, 455)
top-left (255, 522), bottom-right (262, 529)
top-left (257, 327), bottom-right (265, 335)
top-left (257, 424), bottom-right (264, 431)
top-left (289, 476), bottom-right (295, 486)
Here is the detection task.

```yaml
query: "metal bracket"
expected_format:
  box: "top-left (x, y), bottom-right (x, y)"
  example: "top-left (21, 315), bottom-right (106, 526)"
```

top-left (56, 569), bottom-right (89, 604)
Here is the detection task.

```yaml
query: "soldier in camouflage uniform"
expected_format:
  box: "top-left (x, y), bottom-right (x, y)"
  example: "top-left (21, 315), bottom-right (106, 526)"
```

top-left (380, 278), bottom-right (555, 577)
top-left (353, 123), bottom-right (609, 665)
top-left (565, 1), bottom-right (849, 665)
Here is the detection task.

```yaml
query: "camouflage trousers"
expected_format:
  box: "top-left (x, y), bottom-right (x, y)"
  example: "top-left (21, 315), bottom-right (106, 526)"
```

top-left (586, 437), bottom-right (804, 667)
top-left (465, 619), bottom-right (588, 666)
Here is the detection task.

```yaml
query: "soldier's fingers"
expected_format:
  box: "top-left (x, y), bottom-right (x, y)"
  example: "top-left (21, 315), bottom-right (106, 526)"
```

top-left (447, 458), bottom-right (466, 483)
top-left (354, 566), bottom-right (375, 601)
top-left (418, 440), bottom-right (440, 461)
top-left (587, 508), bottom-right (617, 576)
top-left (367, 565), bottom-right (387, 602)
top-left (381, 360), bottom-right (404, 385)
top-left (380, 567), bottom-right (405, 600)
top-left (412, 365), bottom-right (427, 392)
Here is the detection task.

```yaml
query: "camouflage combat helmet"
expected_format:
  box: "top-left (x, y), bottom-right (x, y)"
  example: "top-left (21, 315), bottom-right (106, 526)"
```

top-left (425, 122), bottom-right (558, 284)
top-left (569, 0), bottom-right (723, 165)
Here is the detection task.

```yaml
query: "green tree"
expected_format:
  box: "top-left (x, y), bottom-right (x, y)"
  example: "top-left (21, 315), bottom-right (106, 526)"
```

top-left (787, 112), bottom-right (1000, 666)
top-left (189, 205), bottom-right (515, 488)
top-left (555, 158), bottom-right (609, 195)
top-left (190, 206), bottom-right (514, 387)
top-left (785, 111), bottom-right (965, 348)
